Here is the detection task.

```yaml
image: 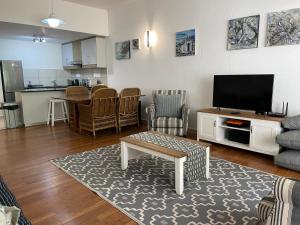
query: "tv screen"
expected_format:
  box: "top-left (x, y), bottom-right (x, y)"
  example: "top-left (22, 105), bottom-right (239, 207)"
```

top-left (213, 74), bottom-right (274, 112)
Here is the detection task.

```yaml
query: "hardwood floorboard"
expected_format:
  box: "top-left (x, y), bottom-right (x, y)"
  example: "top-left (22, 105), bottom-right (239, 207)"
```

top-left (0, 123), bottom-right (299, 225)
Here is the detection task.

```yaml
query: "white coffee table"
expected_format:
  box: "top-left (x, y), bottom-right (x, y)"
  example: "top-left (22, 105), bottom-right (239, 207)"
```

top-left (120, 132), bottom-right (210, 195)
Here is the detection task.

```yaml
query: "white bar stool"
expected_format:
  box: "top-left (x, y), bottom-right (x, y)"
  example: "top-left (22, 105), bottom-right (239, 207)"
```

top-left (47, 98), bottom-right (68, 126)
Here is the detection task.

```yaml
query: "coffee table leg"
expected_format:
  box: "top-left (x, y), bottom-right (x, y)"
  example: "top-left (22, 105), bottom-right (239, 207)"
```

top-left (175, 158), bottom-right (184, 195)
top-left (121, 141), bottom-right (128, 170)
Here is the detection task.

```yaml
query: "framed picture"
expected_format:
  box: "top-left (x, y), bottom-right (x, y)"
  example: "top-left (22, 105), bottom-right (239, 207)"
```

top-left (132, 38), bottom-right (140, 50)
top-left (115, 41), bottom-right (131, 60)
top-left (227, 15), bottom-right (260, 50)
top-left (266, 8), bottom-right (300, 47)
top-left (176, 29), bottom-right (196, 57)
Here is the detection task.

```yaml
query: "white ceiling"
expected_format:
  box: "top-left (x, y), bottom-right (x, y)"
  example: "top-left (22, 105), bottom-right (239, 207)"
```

top-left (0, 22), bottom-right (93, 44)
top-left (65, 0), bottom-right (134, 9)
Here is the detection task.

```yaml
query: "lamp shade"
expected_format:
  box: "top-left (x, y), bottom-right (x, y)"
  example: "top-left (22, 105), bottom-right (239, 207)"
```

top-left (41, 13), bottom-right (64, 28)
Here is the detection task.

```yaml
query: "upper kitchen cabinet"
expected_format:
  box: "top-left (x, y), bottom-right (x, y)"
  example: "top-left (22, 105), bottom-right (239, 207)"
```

top-left (81, 37), bottom-right (107, 68)
top-left (62, 41), bottom-right (82, 69)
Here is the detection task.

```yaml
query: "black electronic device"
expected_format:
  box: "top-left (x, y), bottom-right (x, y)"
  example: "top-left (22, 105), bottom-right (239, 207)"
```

top-left (213, 74), bottom-right (274, 114)
top-left (268, 101), bottom-right (288, 118)
top-left (227, 129), bottom-right (250, 145)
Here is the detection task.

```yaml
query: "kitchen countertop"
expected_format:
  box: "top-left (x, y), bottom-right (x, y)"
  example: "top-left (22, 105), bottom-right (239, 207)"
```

top-left (16, 86), bottom-right (95, 93)
top-left (16, 86), bottom-right (67, 93)
top-left (16, 87), bottom-right (67, 93)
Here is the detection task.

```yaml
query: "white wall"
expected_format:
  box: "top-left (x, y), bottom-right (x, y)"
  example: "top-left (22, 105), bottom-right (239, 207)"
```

top-left (0, 0), bottom-right (108, 36)
top-left (108, 0), bottom-right (300, 129)
top-left (0, 38), bottom-right (71, 86)
top-left (0, 39), bottom-right (62, 69)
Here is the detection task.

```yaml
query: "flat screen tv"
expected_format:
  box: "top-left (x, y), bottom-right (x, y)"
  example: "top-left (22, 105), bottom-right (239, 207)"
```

top-left (213, 74), bottom-right (274, 113)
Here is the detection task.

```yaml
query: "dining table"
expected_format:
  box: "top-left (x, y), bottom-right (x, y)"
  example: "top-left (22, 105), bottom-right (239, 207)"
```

top-left (57, 94), bottom-right (145, 133)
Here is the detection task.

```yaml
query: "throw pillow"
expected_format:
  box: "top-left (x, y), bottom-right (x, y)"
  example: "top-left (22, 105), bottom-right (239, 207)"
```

top-left (0, 204), bottom-right (20, 225)
top-left (276, 130), bottom-right (300, 150)
top-left (154, 94), bottom-right (182, 118)
top-left (282, 115), bottom-right (300, 130)
top-left (0, 176), bottom-right (32, 225)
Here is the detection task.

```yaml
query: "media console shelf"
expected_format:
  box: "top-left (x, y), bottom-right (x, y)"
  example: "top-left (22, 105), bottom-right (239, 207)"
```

top-left (197, 108), bottom-right (284, 156)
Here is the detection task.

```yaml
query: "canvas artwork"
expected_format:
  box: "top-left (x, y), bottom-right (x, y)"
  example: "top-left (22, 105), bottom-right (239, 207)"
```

top-left (227, 15), bottom-right (260, 50)
top-left (266, 8), bottom-right (300, 47)
top-left (132, 38), bottom-right (140, 50)
top-left (115, 41), bottom-right (131, 60)
top-left (176, 29), bottom-right (196, 57)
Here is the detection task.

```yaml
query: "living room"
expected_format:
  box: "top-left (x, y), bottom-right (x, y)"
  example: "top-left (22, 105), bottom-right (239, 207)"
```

top-left (0, 0), bottom-right (300, 225)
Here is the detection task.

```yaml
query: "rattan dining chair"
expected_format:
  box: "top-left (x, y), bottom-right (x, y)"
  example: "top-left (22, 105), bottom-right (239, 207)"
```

top-left (91, 85), bottom-right (108, 95)
top-left (78, 88), bottom-right (118, 136)
top-left (65, 86), bottom-right (89, 128)
top-left (118, 88), bottom-right (141, 132)
top-left (66, 86), bottom-right (89, 97)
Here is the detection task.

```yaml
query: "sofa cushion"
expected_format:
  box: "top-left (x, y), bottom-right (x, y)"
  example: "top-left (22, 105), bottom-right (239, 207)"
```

top-left (151, 117), bottom-right (183, 128)
top-left (282, 115), bottom-right (300, 130)
top-left (274, 150), bottom-right (300, 171)
top-left (276, 130), bottom-right (300, 150)
top-left (154, 94), bottom-right (182, 117)
top-left (0, 176), bottom-right (31, 225)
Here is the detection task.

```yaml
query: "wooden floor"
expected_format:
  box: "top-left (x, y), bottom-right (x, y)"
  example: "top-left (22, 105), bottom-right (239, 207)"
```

top-left (0, 124), bottom-right (299, 225)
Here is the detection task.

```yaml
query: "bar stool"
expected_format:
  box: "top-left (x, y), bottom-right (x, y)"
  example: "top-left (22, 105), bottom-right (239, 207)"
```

top-left (47, 98), bottom-right (68, 126)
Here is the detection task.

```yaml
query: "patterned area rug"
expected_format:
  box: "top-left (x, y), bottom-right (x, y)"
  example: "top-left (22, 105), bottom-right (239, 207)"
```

top-left (51, 144), bottom-right (278, 225)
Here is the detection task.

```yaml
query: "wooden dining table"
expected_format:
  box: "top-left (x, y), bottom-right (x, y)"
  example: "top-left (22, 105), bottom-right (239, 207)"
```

top-left (57, 94), bottom-right (145, 133)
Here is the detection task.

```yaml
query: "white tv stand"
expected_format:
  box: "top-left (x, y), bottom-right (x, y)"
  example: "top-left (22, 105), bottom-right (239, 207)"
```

top-left (197, 108), bottom-right (283, 156)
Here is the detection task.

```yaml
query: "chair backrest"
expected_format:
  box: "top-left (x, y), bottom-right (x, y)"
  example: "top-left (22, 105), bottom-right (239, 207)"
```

top-left (120, 88), bottom-right (141, 97)
top-left (92, 88), bottom-right (118, 117)
top-left (66, 86), bottom-right (89, 97)
top-left (91, 85), bottom-right (108, 95)
top-left (152, 90), bottom-right (187, 105)
top-left (269, 177), bottom-right (300, 225)
top-left (119, 88), bottom-right (141, 115)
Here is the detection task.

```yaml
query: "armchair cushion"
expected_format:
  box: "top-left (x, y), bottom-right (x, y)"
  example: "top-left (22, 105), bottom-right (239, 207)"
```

top-left (154, 94), bottom-right (182, 117)
top-left (152, 117), bottom-right (183, 128)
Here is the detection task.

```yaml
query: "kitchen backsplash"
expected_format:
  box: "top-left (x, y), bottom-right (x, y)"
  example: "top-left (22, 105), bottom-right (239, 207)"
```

top-left (23, 68), bottom-right (107, 87)
top-left (70, 68), bottom-right (108, 86)
top-left (23, 69), bottom-right (71, 87)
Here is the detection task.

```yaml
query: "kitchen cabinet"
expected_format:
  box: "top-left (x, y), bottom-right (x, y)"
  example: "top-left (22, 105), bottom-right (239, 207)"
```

top-left (81, 37), bottom-right (107, 68)
top-left (62, 41), bottom-right (82, 69)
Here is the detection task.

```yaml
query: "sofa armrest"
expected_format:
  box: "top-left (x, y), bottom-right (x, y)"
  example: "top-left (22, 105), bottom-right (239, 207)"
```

top-left (145, 104), bottom-right (156, 130)
top-left (257, 193), bottom-right (275, 222)
top-left (181, 104), bottom-right (190, 136)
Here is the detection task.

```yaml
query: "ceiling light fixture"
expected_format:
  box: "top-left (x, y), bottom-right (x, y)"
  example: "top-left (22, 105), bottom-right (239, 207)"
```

top-left (41, 0), bottom-right (64, 28)
top-left (33, 36), bottom-right (47, 43)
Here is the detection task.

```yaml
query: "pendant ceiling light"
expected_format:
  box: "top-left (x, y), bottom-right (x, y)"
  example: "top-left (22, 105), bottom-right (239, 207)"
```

top-left (41, 0), bottom-right (64, 28)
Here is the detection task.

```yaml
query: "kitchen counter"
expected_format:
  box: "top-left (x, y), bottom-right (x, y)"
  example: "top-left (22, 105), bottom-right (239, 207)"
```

top-left (15, 90), bottom-right (66, 127)
top-left (19, 88), bottom-right (67, 92)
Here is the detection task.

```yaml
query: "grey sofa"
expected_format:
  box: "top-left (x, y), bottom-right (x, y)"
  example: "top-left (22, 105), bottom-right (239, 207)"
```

top-left (275, 116), bottom-right (300, 171)
top-left (256, 177), bottom-right (300, 225)
top-left (145, 90), bottom-right (190, 136)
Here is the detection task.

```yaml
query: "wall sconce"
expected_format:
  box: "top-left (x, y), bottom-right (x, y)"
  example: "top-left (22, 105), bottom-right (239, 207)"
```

top-left (145, 30), bottom-right (157, 48)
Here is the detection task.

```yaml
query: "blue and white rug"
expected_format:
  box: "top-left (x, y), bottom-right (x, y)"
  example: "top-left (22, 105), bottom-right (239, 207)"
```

top-left (51, 144), bottom-right (278, 225)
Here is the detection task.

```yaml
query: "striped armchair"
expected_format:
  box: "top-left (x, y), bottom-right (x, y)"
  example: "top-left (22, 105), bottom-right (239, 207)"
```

top-left (145, 90), bottom-right (190, 136)
top-left (256, 177), bottom-right (300, 225)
